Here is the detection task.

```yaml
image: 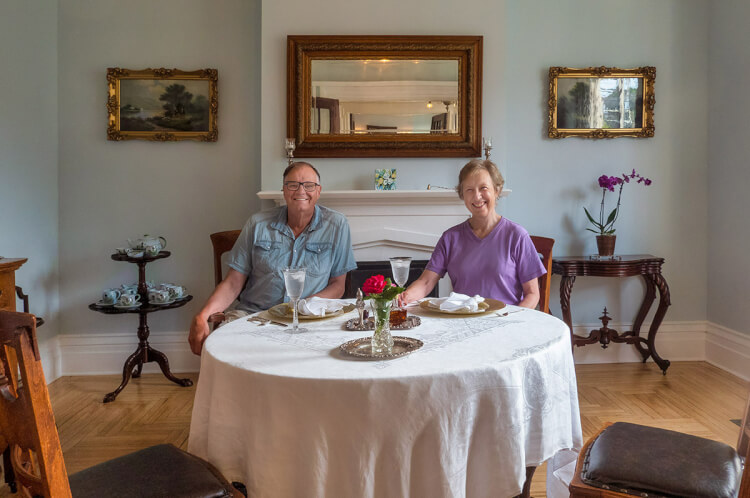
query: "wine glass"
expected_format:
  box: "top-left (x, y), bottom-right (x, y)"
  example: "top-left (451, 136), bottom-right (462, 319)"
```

top-left (283, 267), bottom-right (307, 332)
top-left (389, 257), bottom-right (412, 322)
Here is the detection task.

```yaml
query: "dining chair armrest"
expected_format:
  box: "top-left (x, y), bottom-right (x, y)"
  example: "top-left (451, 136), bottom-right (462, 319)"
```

top-left (207, 312), bottom-right (226, 330)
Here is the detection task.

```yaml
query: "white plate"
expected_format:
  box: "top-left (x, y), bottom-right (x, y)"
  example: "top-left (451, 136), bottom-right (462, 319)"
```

top-left (96, 300), bottom-right (115, 307)
top-left (419, 298), bottom-right (505, 315)
top-left (151, 300), bottom-right (176, 306)
top-left (113, 302), bottom-right (143, 309)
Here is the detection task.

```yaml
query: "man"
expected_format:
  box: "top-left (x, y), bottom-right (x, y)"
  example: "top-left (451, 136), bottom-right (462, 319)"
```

top-left (189, 162), bottom-right (357, 354)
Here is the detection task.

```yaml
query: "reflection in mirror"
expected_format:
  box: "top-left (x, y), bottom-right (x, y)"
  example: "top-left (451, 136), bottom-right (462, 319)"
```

top-left (310, 59), bottom-right (459, 135)
top-left (556, 78), bottom-right (643, 129)
top-left (288, 35), bottom-right (482, 157)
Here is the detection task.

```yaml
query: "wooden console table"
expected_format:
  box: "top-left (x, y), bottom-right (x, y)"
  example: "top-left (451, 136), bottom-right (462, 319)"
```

top-left (551, 254), bottom-right (671, 374)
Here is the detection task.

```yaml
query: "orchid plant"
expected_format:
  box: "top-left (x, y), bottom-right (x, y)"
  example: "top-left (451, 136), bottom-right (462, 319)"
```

top-left (584, 169), bottom-right (652, 236)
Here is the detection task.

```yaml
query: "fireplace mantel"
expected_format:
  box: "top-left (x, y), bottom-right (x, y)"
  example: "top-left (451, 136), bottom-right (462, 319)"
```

top-left (256, 188), bottom-right (510, 287)
top-left (257, 188), bottom-right (510, 215)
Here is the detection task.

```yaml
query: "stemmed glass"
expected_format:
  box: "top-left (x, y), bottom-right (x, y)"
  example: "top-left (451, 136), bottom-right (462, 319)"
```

top-left (283, 267), bottom-right (307, 332)
top-left (389, 257), bottom-right (412, 323)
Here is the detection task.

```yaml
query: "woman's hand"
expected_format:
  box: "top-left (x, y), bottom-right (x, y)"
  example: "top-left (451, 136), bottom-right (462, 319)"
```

top-left (398, 270), bottom-right (441, 307)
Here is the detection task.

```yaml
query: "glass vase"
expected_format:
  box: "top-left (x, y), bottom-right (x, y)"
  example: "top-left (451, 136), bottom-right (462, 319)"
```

top-left (370, 297), bottom-right (394, 356)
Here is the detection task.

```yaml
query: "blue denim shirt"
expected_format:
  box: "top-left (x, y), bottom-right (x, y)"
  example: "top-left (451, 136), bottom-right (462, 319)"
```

top-left (228, 205), bottom-right (357, 312)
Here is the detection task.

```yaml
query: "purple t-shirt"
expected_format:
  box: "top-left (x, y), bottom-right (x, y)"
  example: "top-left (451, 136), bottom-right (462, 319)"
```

top-left (425, 218), bottom-right (546, 305)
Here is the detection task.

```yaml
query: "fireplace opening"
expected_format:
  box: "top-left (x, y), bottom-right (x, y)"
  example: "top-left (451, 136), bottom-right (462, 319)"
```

top-left (343, 260), bottom-right (439, 299)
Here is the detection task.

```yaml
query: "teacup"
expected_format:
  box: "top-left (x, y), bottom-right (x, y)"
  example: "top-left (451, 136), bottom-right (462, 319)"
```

top-left (115, 247), bottom-right (128, 255)
top-left (149, 290), bottom-right (172, 304)
top-left (126, 248), bottom-right (144, 258)
top-left (101, 288), bottom-right (121, 305)
top-left (121, 284), bottom-right (138, 294)
top-left (143, 244), bottom-right (160, 257)
top-left (161, 284), bottom-right (186, 299)
top-left (117, 294), bottom-right (141, 307)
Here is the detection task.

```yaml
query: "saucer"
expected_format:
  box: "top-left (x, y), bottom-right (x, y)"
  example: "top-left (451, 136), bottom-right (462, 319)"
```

top-left (114, 302), bottom-right (142, 309)
top-left (96, 300), bottom-right (115, 307)
top-left (151, 299), bottom-right (176, 306)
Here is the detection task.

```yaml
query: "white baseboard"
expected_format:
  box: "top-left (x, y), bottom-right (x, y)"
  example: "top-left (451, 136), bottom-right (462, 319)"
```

top-left (571, 320), bottom-right (707, 365)
top-left (55, 330), bottom-right (200, 377)
top-left (705, 322), bottom-right (750, 381)
top-left (39, 335), bottom-right (62, 383)
top-left (35, 321), bottom-right (750, 383)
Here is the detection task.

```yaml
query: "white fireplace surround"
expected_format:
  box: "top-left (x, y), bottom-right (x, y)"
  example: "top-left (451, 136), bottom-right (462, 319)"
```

top-left (257, 189), bottom-right (510, 262)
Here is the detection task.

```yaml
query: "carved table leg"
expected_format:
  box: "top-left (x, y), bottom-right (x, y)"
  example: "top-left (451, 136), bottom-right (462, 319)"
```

top-left (148, 345), bottom-right (193, 387)
top-left (559, 276), bottom-right (576, 349)
top-left (646, 273), bottom-right (671, 374)
top-left (103, 345), bottom-right (143, 403)
top-left (132, 361), bottom-right (143, 378)
top-left (630, 275), bottom-right (657, 361)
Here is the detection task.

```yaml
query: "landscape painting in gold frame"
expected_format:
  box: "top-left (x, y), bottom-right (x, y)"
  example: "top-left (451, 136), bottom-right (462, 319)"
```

top-left (107, 68), bottom-right (218, 142)
top-left (548, 66), bottom-right (655, 139)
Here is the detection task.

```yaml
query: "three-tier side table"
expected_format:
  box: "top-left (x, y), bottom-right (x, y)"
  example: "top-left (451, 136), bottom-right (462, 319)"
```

top-left (89, 251), bottom-right (193, 402)
top-left (551, 254), bottom-right (671, 374)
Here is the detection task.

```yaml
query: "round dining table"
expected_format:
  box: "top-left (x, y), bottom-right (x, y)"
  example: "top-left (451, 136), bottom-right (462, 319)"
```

top-left (188, 303), bottom-right (582, 498)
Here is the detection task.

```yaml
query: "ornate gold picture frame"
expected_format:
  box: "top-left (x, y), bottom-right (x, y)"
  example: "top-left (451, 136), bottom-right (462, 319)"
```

top-left (107, 68), bottom-right (218, 142)
top-left (548, 66), bottom-right (655, 139)
top-left (288, 35), bottom-right (483, 158)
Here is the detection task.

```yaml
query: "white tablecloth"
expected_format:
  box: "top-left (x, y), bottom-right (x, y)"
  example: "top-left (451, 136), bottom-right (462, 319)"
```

top-left (188, 304), bottom-right (582, 498)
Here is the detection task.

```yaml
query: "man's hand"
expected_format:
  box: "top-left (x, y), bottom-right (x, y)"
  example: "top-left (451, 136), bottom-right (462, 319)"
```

top-left (189, 314), bottom-right (210, 355)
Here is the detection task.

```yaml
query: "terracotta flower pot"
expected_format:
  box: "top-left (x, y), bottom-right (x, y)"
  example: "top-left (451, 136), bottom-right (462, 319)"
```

top-left (596, 235), bottom-right (616, 256)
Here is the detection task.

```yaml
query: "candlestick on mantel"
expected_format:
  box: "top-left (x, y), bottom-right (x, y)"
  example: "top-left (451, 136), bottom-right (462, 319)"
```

top-left (482, 136), bottom-right (493, 161)
top-left (285, 138), bottom-right (296, 165)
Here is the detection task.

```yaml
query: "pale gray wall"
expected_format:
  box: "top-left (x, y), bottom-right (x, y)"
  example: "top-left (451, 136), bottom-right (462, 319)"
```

top-left (707, 0), bottom-right (750, 334)
top-left (260, 0), bottom-right (506, 192)
top-left (58, 0), bottom-right (261, 336)
top-left (3, 0), bottom-right (733, 345)
top-left (0, 1), bottom-right (59, 342)
top-left (262, 0), bottom-right (709, 324)
top-left (505, 0), bottom-right (709, 323)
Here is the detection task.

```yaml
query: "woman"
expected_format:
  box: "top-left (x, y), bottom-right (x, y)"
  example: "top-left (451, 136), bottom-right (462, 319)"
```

top-left (399, 159), bottom-right (545, 308)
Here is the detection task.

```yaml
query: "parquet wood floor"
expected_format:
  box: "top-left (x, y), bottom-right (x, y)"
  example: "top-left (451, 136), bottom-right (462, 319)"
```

top-left (1, 361), bottom-right (747, 497)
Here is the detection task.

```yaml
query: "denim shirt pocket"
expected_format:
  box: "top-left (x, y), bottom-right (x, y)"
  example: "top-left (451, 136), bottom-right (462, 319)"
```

top-left (253, 239), bottom-right (283, 273)
top-left (304, 241), bottom-right (333, 276)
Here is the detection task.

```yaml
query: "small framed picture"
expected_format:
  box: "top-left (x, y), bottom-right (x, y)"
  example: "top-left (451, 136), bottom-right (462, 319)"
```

top-left (375, 169), bottom-right (397, 190)
top-left (107, 67), bottom-right (218, 142)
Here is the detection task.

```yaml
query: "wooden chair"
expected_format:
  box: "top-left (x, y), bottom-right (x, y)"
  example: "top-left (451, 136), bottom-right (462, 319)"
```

top-left (530, 235), bottom-right (554, 314)
top-left (210, 229), bottom-right (241, 286)
top-left (207, 230), bottom-right (241, 329)
top-left (569, 390), bottom-right (750, 498)
top-left (0, 310), bottom-right (244, 498)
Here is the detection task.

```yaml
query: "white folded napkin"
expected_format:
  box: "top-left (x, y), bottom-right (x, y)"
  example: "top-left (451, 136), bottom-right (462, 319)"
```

top-left (433, 292), bottom-right (485, 312)
top-left (297, 297), bottom-right (346, 316)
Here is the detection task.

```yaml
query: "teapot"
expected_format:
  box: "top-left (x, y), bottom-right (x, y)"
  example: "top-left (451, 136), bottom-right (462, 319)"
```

top-left (127, 234), bottom-right (167, 252)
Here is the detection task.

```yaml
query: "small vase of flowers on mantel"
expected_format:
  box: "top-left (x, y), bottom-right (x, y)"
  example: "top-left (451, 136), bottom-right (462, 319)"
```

top-left (584, 169), bottom-right (652, 257)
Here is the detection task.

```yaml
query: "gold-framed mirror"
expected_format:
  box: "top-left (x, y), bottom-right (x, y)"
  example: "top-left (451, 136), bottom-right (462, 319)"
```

top-left (548, 66), bottom-right (655, 139)
top-left (287, 35), bottom-right (482, 157)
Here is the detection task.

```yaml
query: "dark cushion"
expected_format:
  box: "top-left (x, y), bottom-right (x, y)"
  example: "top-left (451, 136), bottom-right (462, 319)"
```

top-left (581, 422), bottom-right (742, 498)
top-left (68, 444), bottom-right (235, 498)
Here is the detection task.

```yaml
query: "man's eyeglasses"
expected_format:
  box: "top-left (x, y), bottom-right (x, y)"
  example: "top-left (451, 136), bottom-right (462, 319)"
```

top-left (284, 181), bottom-right (320, 192)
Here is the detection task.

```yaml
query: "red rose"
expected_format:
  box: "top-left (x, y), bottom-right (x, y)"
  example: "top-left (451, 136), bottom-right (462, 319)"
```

top-left (362, 274), bottom-right (386, 295)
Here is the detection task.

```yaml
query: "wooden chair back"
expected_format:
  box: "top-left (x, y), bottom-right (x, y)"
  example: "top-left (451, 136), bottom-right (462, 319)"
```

top-left (530, 236), bottom-right (554, 314)
top-left (0, 311), bottom-right (72, 497)
top-left (210, 230), bottom-right (241, 286)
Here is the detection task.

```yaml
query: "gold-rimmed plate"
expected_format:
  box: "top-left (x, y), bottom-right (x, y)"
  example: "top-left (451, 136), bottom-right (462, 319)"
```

top-left (418, 298), bottom-right (505, 316)
top-left (268, 302), bottom-right (355, 321)
top-left (339, 336), bottom-right (423, 360)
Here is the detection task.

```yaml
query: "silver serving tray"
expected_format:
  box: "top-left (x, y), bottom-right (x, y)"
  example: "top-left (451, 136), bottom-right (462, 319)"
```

top-left (339, 336), bottom-right (423, 360)
top-left (344, 315), bottom-right (421, 331)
